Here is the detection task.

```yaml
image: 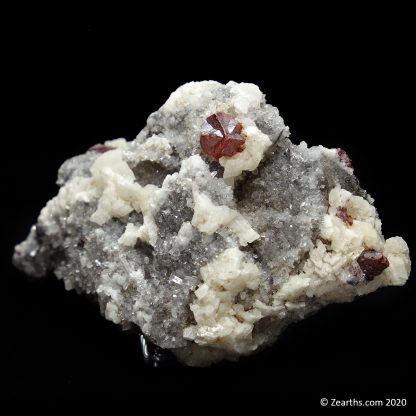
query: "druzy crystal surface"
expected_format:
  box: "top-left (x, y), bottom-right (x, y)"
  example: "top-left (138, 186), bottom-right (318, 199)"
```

top-left (13, 81), bottom-right (411, 366)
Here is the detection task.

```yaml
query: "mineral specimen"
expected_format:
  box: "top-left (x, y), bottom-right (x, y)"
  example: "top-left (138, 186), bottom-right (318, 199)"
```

top-left (13, 81), bottom-right (411, 366)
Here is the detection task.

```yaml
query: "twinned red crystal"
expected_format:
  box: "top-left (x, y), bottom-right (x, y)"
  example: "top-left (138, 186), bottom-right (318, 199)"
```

top-left (356, 249), bottom-right (390, 281)
top-left (200, 112), bottom-right (245, 160)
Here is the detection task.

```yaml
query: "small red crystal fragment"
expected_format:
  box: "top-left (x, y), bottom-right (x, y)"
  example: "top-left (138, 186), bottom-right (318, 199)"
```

top-left (336, 206), bottom-right (353, 226)
top-left (200, 112), bottom-right (245, 160)
top-left (356, 250), bottom-right (389, 281)
top-left (89, 144), bottom-right (115, 153)
top-left (337, 148), bottom-right (353, 167)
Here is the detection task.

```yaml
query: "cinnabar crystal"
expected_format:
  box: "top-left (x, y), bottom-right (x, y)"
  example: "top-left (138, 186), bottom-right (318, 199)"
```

top-left (336, 206), bottom-right (353, 226)
top-left (356, 249), bottom-right (389, 281)
top-left (89, 144), bottom-right (115, 153)
top-left (200, 112), bottom-right (245, 160)
top-left (337, 148), bottom-right (353, 167)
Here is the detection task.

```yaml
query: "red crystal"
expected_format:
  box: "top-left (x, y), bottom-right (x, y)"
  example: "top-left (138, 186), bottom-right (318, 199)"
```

top-left (356, 250), bottom-right (389, 281)
top-left (337, 148), bottom-right (353, 167)
top-left (336, 206), bottom-right (353, 226)
top-left (89, 144), bottom-right (115, 153)
top-left (200, 112), bottom-right (245, 160)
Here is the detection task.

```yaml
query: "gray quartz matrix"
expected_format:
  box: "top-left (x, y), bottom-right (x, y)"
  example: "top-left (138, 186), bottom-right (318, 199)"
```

top-left (14, 81), bottom-right (411, 366)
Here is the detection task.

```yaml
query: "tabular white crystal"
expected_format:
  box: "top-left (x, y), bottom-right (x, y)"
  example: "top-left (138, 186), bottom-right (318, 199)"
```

top-left (13, 81), bottom-right (411, 366)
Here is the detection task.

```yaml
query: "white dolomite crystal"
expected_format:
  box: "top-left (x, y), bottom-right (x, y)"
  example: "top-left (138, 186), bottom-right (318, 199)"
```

top-left (220, 124), bottom-right (272, 181)
top-left (13, 81), bottom-right (410, 366)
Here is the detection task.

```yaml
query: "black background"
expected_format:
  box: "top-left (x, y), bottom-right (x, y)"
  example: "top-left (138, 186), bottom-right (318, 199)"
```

top-left (3, 10), bottom-right (414, 408)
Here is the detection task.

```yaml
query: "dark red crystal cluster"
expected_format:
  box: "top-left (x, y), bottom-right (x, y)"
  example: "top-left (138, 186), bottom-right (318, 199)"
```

top-left (200, 112), bottom-right (245, 160)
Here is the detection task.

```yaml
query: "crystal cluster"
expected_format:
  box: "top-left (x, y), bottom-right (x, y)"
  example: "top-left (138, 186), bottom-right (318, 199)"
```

top-left (13, 81), bottom-right (411, 366)
top-left (200, 112), bottom-right (245, 159)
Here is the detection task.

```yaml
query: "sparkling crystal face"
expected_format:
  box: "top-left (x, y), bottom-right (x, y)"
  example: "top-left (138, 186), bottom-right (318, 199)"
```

top-left (200, 112), bottom-right (245, 160)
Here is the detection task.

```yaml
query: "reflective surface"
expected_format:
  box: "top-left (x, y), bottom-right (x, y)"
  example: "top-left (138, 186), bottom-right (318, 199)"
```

top-left (139, 334), bottom-right (177, 367)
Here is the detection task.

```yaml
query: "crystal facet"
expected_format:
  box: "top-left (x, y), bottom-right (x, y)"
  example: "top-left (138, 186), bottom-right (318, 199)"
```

top-left (200, 112), bottom-right (245, 159)
top-left (337, 147), bottom-right (353, 167)
top-left (357, 250), bottom-right (390, 281)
